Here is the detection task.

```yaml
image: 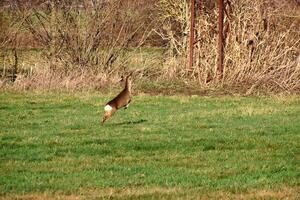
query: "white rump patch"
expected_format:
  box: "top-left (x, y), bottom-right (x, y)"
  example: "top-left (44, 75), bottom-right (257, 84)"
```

top-left (104, 104), bottom-right (112, 111)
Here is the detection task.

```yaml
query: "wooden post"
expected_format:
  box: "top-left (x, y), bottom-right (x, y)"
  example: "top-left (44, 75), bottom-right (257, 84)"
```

top-left (12, 48), bottom-right (18, 82)
top-left (2, 53), bottom-right (5, 78)
top-left (195, 0), bottom-right (203, 70)
top-left (188, 0), bottom-right (195, 70)
top-left (217, 0), bottom-right (224, 79)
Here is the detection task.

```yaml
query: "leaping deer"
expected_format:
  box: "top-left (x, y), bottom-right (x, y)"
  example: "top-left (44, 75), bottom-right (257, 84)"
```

top-left (101, 73), bottom-right (133, 125)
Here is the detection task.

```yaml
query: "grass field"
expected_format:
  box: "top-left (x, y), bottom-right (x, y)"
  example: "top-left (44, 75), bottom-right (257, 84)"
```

top-left (0, 92), bottom-right (299, 199)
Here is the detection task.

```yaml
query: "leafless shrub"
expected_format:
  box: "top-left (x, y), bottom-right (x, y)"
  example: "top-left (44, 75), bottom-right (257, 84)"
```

top-left (1, 0), bottom-right (299, 94)
top-left (223, 0), bottom-right (300, 93)
top-left (156, 0), bottom-right (300, 94)
top-left (11, 0), bottom-right (154, 73)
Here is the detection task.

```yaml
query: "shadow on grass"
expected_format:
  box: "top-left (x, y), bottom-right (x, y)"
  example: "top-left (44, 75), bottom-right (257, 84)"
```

top-left (107, 119), bottom-right (147, 126)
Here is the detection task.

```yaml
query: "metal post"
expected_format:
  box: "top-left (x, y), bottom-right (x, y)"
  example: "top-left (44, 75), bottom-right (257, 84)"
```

top-left (196, 0), bottom-right (203, 70)
top-left (188, 0), bottom-right (195, 70)
top-left (217, 0), bottom-right (224, 79)
top-left (12, 47), bottom-right (18, 82)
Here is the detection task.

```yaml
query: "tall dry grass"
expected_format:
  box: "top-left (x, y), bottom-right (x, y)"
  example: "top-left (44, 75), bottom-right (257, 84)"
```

top-left (157, 0), bottom-right (300, 94)
top-left (1, 0), bottom-right (299, 94)
top-left (10, 68), bottom-right (121, 92)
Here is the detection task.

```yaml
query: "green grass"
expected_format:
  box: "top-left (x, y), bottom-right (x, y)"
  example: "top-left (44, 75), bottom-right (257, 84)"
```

top-left (0, 92), bottom-right (299, 199)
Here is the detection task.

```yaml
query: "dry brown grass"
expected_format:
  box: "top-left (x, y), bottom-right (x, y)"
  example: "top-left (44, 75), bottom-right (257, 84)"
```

top-left (1, 68), bottom-right (121, 92)
top-left (158, 0), bottom-right (300, 94)
top-left (0, 0), bottom-right (299, 94)
top-left (1, 187), bottom-right (299, 200)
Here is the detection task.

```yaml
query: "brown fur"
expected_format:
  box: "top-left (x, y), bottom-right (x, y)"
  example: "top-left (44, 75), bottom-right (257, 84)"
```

top-left (101, 74), bottom-right (132, 125)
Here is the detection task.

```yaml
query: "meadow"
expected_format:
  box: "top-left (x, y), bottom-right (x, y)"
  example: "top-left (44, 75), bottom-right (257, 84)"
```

top-left (0, 92), bottom-right (299, 199)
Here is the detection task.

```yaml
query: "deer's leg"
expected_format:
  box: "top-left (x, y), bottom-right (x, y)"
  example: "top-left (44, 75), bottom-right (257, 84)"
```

top-left (101, 105), bottom-right (116, 125)
top-left (101, 111), bottom-right (111, 125)
top-left (124, 99), bottom-right (131, 109)
top-left (124, 103), bottom-right (130, 109)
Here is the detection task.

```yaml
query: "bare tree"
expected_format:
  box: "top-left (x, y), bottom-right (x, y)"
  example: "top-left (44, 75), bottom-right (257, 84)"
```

top-left (12, 0), bottom-right (154, 73)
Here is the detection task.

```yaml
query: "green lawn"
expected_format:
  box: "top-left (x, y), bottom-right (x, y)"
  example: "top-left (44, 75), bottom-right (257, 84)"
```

top-left (0, 92), bottom-right (299, 199)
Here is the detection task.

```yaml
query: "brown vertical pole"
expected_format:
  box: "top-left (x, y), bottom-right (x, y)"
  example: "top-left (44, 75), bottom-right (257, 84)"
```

top-left (12, 47), bottom-right (18, 82)
top-left (196, 0), bottom-right (203, 70)
top-left (217, 0), bottom-right (224, 79)
top-left (188, 0), bottom-right (195, 70)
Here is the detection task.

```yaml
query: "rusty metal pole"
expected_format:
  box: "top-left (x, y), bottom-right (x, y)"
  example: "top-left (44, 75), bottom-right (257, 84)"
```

top-left (196, 0), bottom-right (203, 70)
top-left (217, 0), bottom-right (224, 79)
top-left (188, 0), bottom-right (195, 70)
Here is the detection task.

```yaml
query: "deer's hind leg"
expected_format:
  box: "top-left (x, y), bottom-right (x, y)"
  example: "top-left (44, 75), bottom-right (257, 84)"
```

top-left (101, 105), bottom-right (116, 125)
top-left (124, 99), bottom-right (131, 109)
top-left (101, 111), bottom-right (111, 125)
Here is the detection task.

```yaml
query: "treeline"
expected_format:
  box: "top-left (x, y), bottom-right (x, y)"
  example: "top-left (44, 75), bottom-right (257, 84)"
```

top-left (0, 0), bottom-right (299, 94)
top-left (0, 0), bottom-right (160, 48)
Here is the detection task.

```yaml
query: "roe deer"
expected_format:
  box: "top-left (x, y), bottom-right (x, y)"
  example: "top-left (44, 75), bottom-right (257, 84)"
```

top-left (101, 73), bottom-right (132, 125)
